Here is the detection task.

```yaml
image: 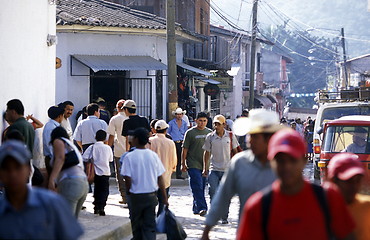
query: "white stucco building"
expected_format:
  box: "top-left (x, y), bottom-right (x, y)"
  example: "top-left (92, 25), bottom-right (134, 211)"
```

top-left (0, 1), bottom-right (56, 166)
top-left (56, 0), bottom-right (201, 128)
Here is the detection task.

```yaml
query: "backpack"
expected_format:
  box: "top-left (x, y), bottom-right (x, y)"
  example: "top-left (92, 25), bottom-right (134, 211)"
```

top-left (261, 183), bottom-right (334, 240)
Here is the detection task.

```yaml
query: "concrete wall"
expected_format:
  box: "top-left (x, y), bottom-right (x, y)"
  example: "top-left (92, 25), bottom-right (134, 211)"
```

top-left (0, 1), bottom-right (56, 167)
top-left (56, 32), bottom-right (184, 128)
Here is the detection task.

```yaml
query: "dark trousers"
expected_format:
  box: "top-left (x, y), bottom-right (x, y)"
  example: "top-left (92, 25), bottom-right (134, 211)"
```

top-left (174, 142), bottom-right (183, 177)
top-left (157, 187), bottom-right (169, 216)
top-left (188, 168), bottom-right (207, 214)
top-left (93, 175), bottom-right (110, 211)
top-left (45, 156), bottom-right (52, 177)
top-left (128, 192), bottom-right (158, 240)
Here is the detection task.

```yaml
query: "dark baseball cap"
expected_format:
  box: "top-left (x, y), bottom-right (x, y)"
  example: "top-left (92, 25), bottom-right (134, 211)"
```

top-left (0, 140), bottom-right (32, 167)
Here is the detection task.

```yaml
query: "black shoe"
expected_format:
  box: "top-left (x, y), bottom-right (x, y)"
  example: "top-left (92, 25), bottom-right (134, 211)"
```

top-left (221, 219), bottom-right (229, 224)
top-left (199, 210), bottom-right (207, 217)
top-left (94, 209), bottom-right (99, 214)
top-left (99, 210), bottom-right (106, 216)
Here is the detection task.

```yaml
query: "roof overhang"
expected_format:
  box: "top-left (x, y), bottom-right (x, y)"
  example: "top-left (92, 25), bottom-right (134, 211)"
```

top-left (72, 55), bottom-right (167, 72)
top-left (177, 62), bottom-right (212, 76)
top-left (57, 25), bottom-right (202, 43)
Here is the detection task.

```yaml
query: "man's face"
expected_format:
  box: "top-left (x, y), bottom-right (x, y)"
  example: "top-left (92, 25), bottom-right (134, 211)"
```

top-left (334, 174), bottom-right (363, 204)
top-left (213, 122), bottom-right (224, 132)
top-left (0, 157), bottom-right (30, 193)
top-left (175, 113), bottom-right (183, 120)
top-left (249, 133), bottom-right (268, 157)
top-left (196, 117), bottom-right (208, 130)
top-left (5, 108), bottom-right (16, 123)
top-left (64, 104), bottom-right (74, 118)
top-left (272, 152), bottom-right (306, 187)
top-left (353, 132), bottom-right (367, 147)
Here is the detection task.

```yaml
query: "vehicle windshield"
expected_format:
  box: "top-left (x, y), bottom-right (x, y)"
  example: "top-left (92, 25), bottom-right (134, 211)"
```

top-left (323, 125), bottom-right (370, 154)
top-left (320, 106), bottom-right (370, 126)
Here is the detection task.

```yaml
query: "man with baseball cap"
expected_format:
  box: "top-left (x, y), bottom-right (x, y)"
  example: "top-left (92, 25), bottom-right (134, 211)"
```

top-left (43, 105), bottom-right (65, 175)
top-left (147, 120), bottom-right (177, 215)
top-left (107, 99), bottom-right (128, 204)
top-left (237, 129), bottom-right (355, 240)
top-left (202, 109), bottom-right (281, 239)
top-left (121, 99), bottom-right (151, 151)
top-left (202, 114), bottom-right (239, 224)
top-left (328, 153), bottom-right (370, 240)
top-left (0, 140), bottom-right (83, 239)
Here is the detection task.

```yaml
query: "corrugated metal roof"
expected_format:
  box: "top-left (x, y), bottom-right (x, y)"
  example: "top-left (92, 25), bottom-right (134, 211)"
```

top-left (72, 55), bottom-right (167, 72)
top-left (177, 62), bottom-right (212, 76)
top-left (194, 76), bottom-right (221, 85)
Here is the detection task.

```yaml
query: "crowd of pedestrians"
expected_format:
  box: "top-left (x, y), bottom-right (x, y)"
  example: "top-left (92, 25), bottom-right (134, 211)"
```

top-left (1, 97), bottom-right (370, 240)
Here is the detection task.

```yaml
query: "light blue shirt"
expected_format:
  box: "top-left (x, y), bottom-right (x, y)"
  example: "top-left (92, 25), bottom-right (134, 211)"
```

top-left (205, 150), bottom-right (277, 226)
top-left (73, 116), bottom-right (108, 145)
top-left (42, 119), bottom-right (60, 157)
top-left (0, 187), bottom-right (83, 240)
top-left (167, 118), bottom-right (187, 141)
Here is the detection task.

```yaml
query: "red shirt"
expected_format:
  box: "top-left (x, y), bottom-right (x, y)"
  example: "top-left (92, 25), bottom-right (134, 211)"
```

top-left (237, 180), bottom-right (355, 240)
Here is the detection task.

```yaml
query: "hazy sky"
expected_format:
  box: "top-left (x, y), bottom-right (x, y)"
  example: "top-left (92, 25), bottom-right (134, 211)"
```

top-left (210, 0), bottom-right (370, 57)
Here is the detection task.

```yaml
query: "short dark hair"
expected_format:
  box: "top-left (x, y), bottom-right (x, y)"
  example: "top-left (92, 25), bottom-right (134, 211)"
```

top-left (7, 99), bottom-right (24, 115)
top-left (4, 129), bottom-right (25, 142)
top-left (87, 103), bottom-right (99, 116)
top-left (95, 130), bottom-right (107, 141)
top-left (150, 119), bottom-right (159, 129)
top-left (124, 107), bottom-right (136, 114)
top-left (133, 128), bottom-right (149, 145)
top-left (63, 101), bottom-right (74, 107)
top-left (156, 129), bottom-right (166, 134)
top-left (196, 112), bottom-right (208, 119)
top-left (50, 127), bottom-right (69, 144)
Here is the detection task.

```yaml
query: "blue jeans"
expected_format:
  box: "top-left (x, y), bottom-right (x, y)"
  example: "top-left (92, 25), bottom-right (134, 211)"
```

top-left (187, 168), bottom-right (207, 214)
top-left (208, 170), bottom-right (228, 220)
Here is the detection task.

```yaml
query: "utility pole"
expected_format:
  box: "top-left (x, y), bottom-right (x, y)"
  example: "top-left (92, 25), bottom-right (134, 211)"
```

top-left (341, 27), bottom-right (349, 89)
top-left (166, 0), bottom-right (177, 119)
top-left (249, 0), bottom-right (258, 109)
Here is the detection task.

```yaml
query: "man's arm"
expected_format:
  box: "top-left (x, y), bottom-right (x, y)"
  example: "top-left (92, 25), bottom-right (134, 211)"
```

top-left (76, 141), bottom-right (83, 152)
top-left (158, 175), bottom-right (169, 206)
top-left (203, 151), bottom-right (210, 177)
top-left (108, 135), bottom-right (115, 147)
top-left (123, 176), bottom-right (132, 195)
top-left (181, 148), bottom-right (189, 172)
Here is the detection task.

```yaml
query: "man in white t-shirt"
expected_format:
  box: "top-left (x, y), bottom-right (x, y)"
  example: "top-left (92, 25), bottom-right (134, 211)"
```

top-left (121, 128), bottom-right (168, 240)
top-left (107, 99), bottom-right (128, 204)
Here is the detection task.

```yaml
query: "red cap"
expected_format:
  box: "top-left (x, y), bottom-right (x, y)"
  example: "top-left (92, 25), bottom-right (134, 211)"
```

top-left (268, 129), bottom-right (307, 160)
top-left (328, 153), bottom-right (365, 180)
top-left (116, 99), bottom-right (125, 109)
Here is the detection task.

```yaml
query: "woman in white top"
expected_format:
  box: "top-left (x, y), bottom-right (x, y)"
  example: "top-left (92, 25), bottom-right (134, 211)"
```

top-left (48, 127), bottom-right (88, 218)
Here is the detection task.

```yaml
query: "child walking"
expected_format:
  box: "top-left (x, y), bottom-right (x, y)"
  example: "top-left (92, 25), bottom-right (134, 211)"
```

top-left (83, 130), bottom-right (113, 216)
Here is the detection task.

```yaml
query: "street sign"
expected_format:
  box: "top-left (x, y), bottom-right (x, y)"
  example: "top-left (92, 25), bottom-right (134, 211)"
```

top-left (204, 84), bottom-right (220, 96)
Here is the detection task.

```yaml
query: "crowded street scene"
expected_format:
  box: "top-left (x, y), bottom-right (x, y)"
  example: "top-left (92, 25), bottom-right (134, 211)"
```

top-left (1, 0), bottom-right (370, 239)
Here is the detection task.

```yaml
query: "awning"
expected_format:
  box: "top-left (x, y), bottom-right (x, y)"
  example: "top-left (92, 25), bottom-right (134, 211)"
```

top-left (254, 95), bottom-right (273, 108)
top-left (72, 55), bottom-right (167, 72)
top-left (177, 62), bottom-right (212, 76)
top-left (227, 63), bottom-right (241, 76)
top-left (266, 94), bottom-right (278, 103)
top-left (194, 76), bottom-right (221, 85)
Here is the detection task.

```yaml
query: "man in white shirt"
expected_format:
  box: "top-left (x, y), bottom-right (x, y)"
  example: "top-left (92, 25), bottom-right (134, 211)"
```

top-left (121, 128), bottom-right (168, 240)
top-left (60, 101), bottom-right (74, 140)
top-left (43, 105), bottom-right (64, 175)
top-left (83, 130), bottom-right (113, 216)
top-left (107, 99), bottom-right (128, 204)
top-left (147, 120), bottom-right (177, 215)
top-left (73, 103), bottom-right (108, 152)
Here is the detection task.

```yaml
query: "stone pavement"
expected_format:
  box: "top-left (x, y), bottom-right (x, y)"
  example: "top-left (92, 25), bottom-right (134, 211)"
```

top-left (78, 177), bottom-right (240, 240)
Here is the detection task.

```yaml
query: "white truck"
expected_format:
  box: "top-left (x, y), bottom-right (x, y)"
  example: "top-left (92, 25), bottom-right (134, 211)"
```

top-left (312, 89), bottom-right (370, 179)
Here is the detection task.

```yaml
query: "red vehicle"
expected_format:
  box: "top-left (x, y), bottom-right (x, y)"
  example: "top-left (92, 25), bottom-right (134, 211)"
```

top-left (318, 116), bottom-right (370, 193)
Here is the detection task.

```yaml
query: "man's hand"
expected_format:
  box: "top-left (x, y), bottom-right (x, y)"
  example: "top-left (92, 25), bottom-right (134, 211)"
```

top-left (48, 179), bottom-right (56, 192)
top-left (202, 169), bottom-right (209, 177)
top-left (181, 163), bottom-right (188, 172)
